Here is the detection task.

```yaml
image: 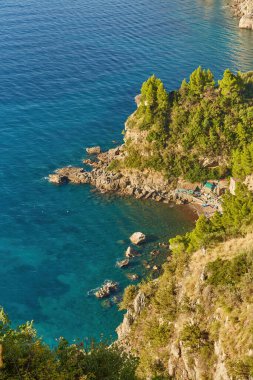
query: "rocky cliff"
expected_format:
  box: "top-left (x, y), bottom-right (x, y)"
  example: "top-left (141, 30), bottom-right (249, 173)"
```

top-left (117, 232), bottom-right (253, 379)
top-left (230, 0), bottom-right (253, 29)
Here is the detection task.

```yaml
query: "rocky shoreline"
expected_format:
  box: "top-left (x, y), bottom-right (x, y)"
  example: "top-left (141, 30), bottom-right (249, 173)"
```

top-left (229, 0), bottom-right (253, 29)
top-left (48, 145), bottom-right (181, 205)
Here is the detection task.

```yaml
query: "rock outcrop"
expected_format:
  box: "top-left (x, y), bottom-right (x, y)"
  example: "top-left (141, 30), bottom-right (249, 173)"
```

top-left (86, 146), bottom-right (101, 154)
top-left (48, 143), bottom-right (176, 203)
top-left (130, 232), bottom-right (147, 245)
top-left (116, 291), bottom-right (146, 341)
top-left (48, 167), bottom-right (91, 184)
top-left (125, 246), bottom-right (139, 258)
top-left (129, 232), bottom-right (146, 245)
top-left (230, 0), bottom-right (253, 29)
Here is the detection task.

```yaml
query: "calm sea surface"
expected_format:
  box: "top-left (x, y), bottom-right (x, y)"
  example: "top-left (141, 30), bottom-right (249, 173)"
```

top-left (0, 0), bottom-right (253, 344)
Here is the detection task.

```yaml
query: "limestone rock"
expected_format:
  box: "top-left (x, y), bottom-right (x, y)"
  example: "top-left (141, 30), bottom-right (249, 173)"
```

top-left (116, 258), bottom-right (129, 268)
top-left (86, 146), bottom-right (101, 154)
top-left (48, 173), bottom-right (68, 184)
top-left (116, 291), bottom-right (146, 340)
top-left (125, 246), bottom-right (139, 258)
top-left (49, 167), bottom-right (90, 184)
top-left (230, 0), bottom-right (253, 29)
top-left (239, 14), bottom-right (253, 28)
top-left (129, 232), bottom-right (146, 245)
top-left (94, 280), bottom-right (118, 299)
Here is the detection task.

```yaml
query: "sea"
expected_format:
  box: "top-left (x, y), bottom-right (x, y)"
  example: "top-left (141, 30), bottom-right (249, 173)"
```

top-left (0, 0), bottom-right (253, 345)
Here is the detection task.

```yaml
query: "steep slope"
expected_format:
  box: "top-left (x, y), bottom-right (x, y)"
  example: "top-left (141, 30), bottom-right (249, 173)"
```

top-left (117, 231), bottom-right (253, 379)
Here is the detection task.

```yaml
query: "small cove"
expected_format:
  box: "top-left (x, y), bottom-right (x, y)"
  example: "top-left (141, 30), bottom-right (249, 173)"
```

top-left (0, 0), bottom-right (253, 344)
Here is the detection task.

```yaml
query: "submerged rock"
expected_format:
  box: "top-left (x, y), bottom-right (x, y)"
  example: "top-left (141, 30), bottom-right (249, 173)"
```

top-left (130, 232), bottom-right (146, 245)
top-left (116, 258), bottom-right (129, 268)
top-left (94, 280), bottom-right (118, 299)
top-left (126, 273), bottom-right (139, 281)
top-left (125, 246), bottom-right (140, 258)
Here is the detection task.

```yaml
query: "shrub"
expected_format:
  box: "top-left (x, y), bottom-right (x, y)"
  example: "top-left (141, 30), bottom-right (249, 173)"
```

top-left (206, 254), bottom-right (248, 286)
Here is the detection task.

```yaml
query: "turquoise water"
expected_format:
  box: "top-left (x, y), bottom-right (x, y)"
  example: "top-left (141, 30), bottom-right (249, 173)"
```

top-left (0, 0), bottom-right (253, 344)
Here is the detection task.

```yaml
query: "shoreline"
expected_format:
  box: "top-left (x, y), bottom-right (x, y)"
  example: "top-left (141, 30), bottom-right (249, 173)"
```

top-left (229, 0), bottom-right (253, 29)
top-left (48, 144), bottom-right (220, 220)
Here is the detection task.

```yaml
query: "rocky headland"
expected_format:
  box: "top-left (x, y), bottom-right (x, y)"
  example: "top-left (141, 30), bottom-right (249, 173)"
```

top-left (48, 127), bottom-right (179, 205)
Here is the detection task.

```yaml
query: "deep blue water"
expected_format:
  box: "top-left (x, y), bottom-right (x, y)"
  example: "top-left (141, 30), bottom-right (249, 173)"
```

top-left (0, 0), bottom-right (253, 345)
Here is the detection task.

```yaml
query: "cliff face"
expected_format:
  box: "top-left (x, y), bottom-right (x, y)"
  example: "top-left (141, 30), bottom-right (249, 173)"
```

top-left (117, 233), bottom-right (253, 379)
top-left (230, 0), bottom-right (253, 29)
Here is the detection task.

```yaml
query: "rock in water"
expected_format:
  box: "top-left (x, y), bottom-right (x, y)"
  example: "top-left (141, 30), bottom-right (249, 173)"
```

top-left (48, 167), bottom-right (90, 184)
top-left (130, 232), bottom-right (146, 245)
top-left (86, 146), bottom-right (101, 154)
top-left (48, 173), bottom-right (69, 184)
top-left (125, 246), bottom-right (139, 257)
top-left (116, 258), bottom-right (129, 268)
top-left (127, 273), bottom-right (139, 281)
top-left (94, 280), bottom-right (118, 299)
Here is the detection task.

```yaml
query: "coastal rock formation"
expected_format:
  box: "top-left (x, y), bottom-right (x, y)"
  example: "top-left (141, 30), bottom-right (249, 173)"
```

top-left (230, 0), bottom-right (253, 29)
top-left (116, 291), bottom-right (146, 341)
top-left (48, 167), bottom-right (90, 184)
top-left (116, 258), bottom-right (129, 268)
top-left (86, 146), bottom-right (101, 154)
top-left (48, 141), bottom-right (176, 203)
top-left (239, 14), bottom-right (253, 28)
top-left (125, 246), bottom-right (139, 258)
top-left (94, 280), bottom-right (118, 298)
top-left (129, 232), bottom-right (146, 245)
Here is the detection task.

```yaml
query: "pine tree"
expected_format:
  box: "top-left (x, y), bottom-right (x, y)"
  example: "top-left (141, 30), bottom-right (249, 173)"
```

top-left (218, 69), bottom-right (242, 98)
top-left (189, 66), bottom-right (215, 95)
top-left (157, 82), bottom-right (169, 112)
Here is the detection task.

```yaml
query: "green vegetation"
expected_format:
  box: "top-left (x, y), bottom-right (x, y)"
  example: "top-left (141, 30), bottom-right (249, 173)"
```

top-left (180, 323), bottom-right (211, 352)
top-left (206, 253), bottom-right (249, 286)
top-left (232, 142), bottom-right (253, 178)
top-left (0, 309), bottom-right (138, 380)
top-left (123, 67), bottom-right (253, 182)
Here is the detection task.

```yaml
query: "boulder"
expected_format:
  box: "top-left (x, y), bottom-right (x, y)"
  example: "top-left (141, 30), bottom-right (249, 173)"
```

top-left (239, 15), bottom-right (253, 29)
top-left (127, 273), bottom-right (139, 281)
top-left (94, 280), bottom-right (118, 298)
top-left (125, 246), bottom-right (139, 258)
top-left (86, 146), bottom-right (101, 155)
top-left (129, 232), bottom-right (146, 245)
top-left (116, 258), bottom-right (129, 268)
